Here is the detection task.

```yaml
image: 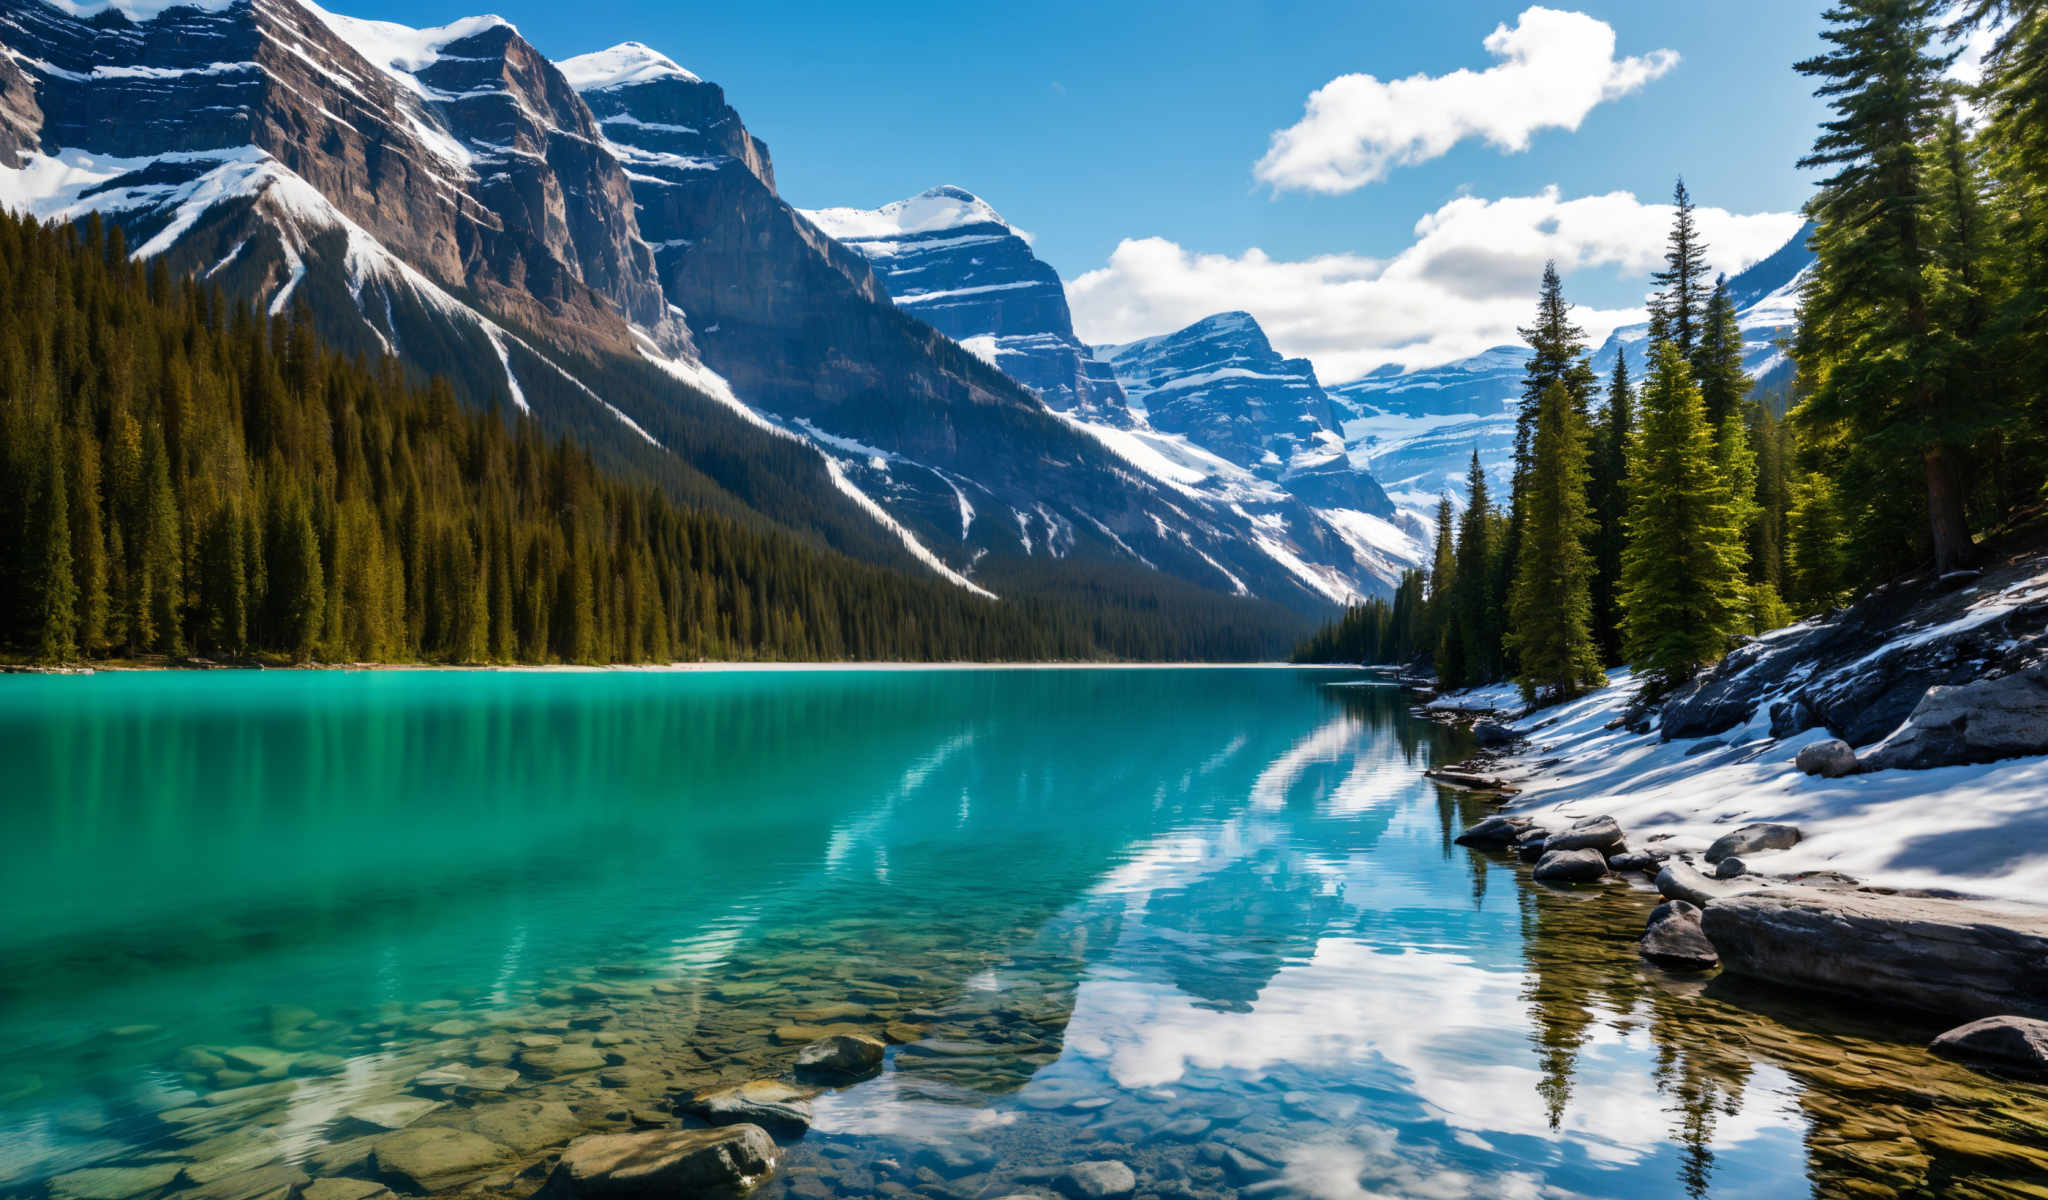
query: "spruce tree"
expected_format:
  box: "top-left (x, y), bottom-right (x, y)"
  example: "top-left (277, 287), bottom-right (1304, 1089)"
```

top-left (1589, 349), bottom-right (1634, 664)
top-left (1648, 179), bottom-right (1712, 362)
top-left (36, 435), bottom-right (77, 664)
top-left (1449, 451), bottom-right (1500, 685)
top-left (1620, 343), bottom-right (1750, 693)
top-left (1795, 0), bottom-right (1977, 572)
top-left (1694, 276), bottom-right (1751, 429)
top-left (1428, 493), bottom-right (1457, 646)
top-left (1515, 262), bottom-right (1600, 484)
top-left (1508, 382), bottom-right (1603, 703)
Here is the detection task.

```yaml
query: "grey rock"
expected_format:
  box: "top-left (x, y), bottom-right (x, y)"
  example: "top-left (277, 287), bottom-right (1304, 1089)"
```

top-left (1516, 836), bottom-right (1549, 864)
top-left (1640, 900), bottom-right (1719, 970)
top-left (793, 1034), bottom-right (885, 1080)
top-left (1655, 860), bottom-right (1762, 908)
top-left (683, 1080), bottom-right (813, 1134)
top-left (298, 1180), bottom-right (394, 1200)
top-left (1930, 1015), bottom-right (2048, 1078)
top-left (1057, 1161), bottom-right (1137, 1200)
top-left (1531, 848), bottom-right (1608, 884)
top-left (1543, 816), bottom-right (1626, 855)
top-left (1861, 667), bottom-right (2048, 771)
top-left (48, 1165), bottom-right (183, 1200)
top-left (1706, 823), bottom-right (1803, 863)
top-left (1452, 815), bottom-right (1530, 849)
top-left (1714, 857), bottom-right (1748, 879)
top-left (542, 1126), bottom-right (779, 1198)
top-left (1608, 852), bottom-right (1662, 874)
top-left (1700, 889), bottom-right (2048, 1020)
top-left (1471, 719), bottom-right (1520, 747)
top-left (1795, 739), bottom-right (1861, 777)
top-left (516, 1044), bottom-right (607, 1078)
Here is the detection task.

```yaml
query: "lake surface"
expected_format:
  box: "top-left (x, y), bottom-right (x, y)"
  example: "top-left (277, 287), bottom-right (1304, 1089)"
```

top-left (3, 667), bottom-right (2046, 1200)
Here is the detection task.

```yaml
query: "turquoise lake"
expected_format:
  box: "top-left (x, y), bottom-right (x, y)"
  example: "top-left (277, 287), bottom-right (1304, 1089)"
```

top-left (3, 667), bottom-right (2045, 1200)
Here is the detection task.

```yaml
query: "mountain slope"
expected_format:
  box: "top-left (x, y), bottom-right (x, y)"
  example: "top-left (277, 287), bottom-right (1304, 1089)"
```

top-left (1333, 223), bottom-right (1816, 524)
top-left (800, 186), bottom-right (1129, 424)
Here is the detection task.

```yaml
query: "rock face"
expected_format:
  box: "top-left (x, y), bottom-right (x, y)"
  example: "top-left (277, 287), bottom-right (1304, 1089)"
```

top-left (1929, 1015), bottom-right (2048, 1078)
top-left (1860, 666), bottom-right (2048, 771)
top-left (1659, 543), bottom-right (2048, 747)
top-left (1795, 739), bottom-right (1861, 777)
top-left (1705, 823), bottom-right (1802, 863)
top-left (1532, 848), bottom-right (1608, 883)
top-left (1640, 900), bottom-right (1719, 969)
top-left (543, 1126), bottom-right (779, 1199)
top-left (1700, 889), bottom-right (2048, 1020)
top-left (1097, 312), bottom-right (1388, 514)
top-left (801, 187), bottom-right (1129, 424)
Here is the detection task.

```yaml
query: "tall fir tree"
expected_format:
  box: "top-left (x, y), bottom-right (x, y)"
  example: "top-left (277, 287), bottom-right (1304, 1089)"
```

top-left (1648, 179), bottom-right (1712, 362)
top-left (1694, 276), bottom-right (1752, 430)
top-left (1620, 343), bottom-right (1751, 693)
top-left (1447, 450), bottom-right (1501, 687)
top-left (1589, 348), bottom-right (1634, 665)
top-left (1507, 381), bottom-right (1604, 702)
top-left (1794, 0), bottom-right (1978, 573)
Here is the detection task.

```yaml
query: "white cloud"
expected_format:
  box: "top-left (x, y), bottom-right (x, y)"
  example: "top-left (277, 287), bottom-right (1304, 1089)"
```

top-left (1254, 7), bottom-right (1679, 194)
top-left (1068, 187), bottom-right (1803, 380)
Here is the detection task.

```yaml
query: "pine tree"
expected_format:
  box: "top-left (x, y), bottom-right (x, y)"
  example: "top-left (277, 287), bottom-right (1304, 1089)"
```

top-left (1589, 349), bottom-right (1634, 664)
top-left (1508, 382), bottom-right (1603, 703)
top-left (35, 433), bottom-right (77, 664)
top-left (1515, 262), bottom-right (1601, 485)
top-left (1648, 179), bottom-right (1712, 361)
top-left (1694, 276), bottom-right (1752, 429)
top-left (1448, 451), bottom-right (1500, 685)
top-left (1428, 493), bottom-right (1457, 631)
top-left (1794, 0), bottom-right (1976, 572)
top-left (1620, 344), bottom-right (1751, 693)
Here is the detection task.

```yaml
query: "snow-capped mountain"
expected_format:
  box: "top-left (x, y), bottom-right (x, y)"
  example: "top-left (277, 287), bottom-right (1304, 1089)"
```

top-left (1334, 223), bottom-right (1815, 524)
top-left (800, 186), bottom-right (1128, 424)
top-left (0, 0), bottom-right (1403, 614)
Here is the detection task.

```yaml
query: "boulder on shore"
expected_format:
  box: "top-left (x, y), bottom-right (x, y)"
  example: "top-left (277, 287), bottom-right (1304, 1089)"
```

top-left (1795, 739), bottom-right (1861, 777)
top-left (1705, 823), bottom-right (1802, 864)
top-left (1699, 889), bottom-right (2048, 1021)
top-left (1640, 900), bottom-right (1719, 970)
top-left (541, 1126), bottom-right (779, 1199)
top-left (1544, 816), bottom-right (1626, 855)
top-left (1471, 719), bottom-right (1520, 747)
top-left (1655, 860), bottom-right (1761, 908)
top-left (1452, 815), bottom-right (1530, 849)
top-left (1930, 1015), bottom-right (2048, 1078)
top-left (1860, 667), bottom-right (2048, 771)
top-left (1531, 848), bottom-right (1607, 884)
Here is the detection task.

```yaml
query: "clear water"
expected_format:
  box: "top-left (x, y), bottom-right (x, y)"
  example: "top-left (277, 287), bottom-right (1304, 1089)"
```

top-left (3, 667), bottom-right (2045, 1200)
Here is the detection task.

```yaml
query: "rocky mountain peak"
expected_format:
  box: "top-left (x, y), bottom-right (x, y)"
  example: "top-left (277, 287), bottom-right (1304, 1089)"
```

top-left (557, 41), bottom-right (699, 90)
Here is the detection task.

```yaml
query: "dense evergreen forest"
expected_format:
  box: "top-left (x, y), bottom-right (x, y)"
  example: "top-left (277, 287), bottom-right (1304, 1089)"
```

top-left (1298, 0), bottom-right (2048, 701)
top-left (0, 210), bottom-right (1302, 666)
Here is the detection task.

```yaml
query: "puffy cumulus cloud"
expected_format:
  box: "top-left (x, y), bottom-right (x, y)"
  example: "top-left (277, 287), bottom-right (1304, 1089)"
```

top-left (1068, 187), bottom-right (1804, 380)
top-left (1254, 7), bottom-right (1678, 194)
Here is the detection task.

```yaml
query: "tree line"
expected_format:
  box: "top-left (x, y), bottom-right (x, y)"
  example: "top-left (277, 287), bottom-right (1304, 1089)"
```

top-left (1299, 0), bottom-right (2047, 702)
top-left (0, 208), bottom-right (1299, 666)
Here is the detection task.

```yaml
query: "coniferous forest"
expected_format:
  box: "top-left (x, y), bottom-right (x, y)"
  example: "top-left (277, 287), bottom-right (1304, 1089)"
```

top-left (0, 209), bottom-right (1303, 666)
top-left (1298, 0), bottom-right (2048, 701)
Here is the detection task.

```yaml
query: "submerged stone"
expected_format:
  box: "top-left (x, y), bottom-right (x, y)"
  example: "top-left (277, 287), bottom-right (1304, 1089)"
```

top-left (542, 1126), bottom-right (779, 1198)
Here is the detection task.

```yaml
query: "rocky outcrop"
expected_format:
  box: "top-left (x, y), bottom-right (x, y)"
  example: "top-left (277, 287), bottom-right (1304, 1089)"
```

top-left (1700, 889), bottom-right (2048, 1020)
top-left (542, 1126), bottom-right (779, 1199)
top-left (1659, 544), bottom-right (2048, 747)
top-left (1860, 666), bottom-right (2048, 771)
top-left (1640, 900), bottom-right (1719, 969)
top-left (1929, 1015), bottom-right (2048, 1078)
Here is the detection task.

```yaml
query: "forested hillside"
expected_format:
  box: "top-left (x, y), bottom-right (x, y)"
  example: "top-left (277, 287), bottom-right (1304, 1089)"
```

top-left (1298, 0), bottom-right (2048, 697)
top-left (0, 211), bottom-right (1300, 665)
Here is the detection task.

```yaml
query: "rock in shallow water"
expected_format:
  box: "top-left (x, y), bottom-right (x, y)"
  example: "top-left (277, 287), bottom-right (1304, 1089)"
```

top-left (1057, 1160), bottom-right (1137, 1199)
top-left (1706, 822), bottom-right (1802, 863)
top-left (1452, 815), bottom-right (1529, 849)
top-left (1700, 889), bottom-right (2048, 1020)
top-left (48, 1165), bottom-right (183, 1200)
top-left (368, 1127), bottom-right (511, 1192)
top-left (541, 1126), bottom-right (779, 1198)
top-left (1930, 1015), bottom-right (2048, 1078)
top-left (683, 1080), bottom-right (814, 1134)
top-left (793, 1034), bottom-right (884, 1080)
top-left (1532, 848), bottom-right (1607, 883)
top-left (1640, 900), bottom-right (1719, 970)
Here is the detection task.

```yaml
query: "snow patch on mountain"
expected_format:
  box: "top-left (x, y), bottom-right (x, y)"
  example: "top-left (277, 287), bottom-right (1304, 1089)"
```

top-left (556, 41), bottom-right (699, 91)
top-left (804, 185), bottom-right (1017, 244)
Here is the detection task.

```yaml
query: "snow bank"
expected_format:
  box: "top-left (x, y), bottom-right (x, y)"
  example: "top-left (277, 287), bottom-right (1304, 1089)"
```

top-left (1473, 671), bottom-right (2048, 908)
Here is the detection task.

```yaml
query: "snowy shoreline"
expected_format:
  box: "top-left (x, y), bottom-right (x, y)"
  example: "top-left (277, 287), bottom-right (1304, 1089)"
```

top-left (1422, 671), bottom-right (2048, 910)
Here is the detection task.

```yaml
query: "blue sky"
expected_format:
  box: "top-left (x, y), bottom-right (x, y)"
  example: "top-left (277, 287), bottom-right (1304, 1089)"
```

top-left (350, 0), bottom-right (1835, 377)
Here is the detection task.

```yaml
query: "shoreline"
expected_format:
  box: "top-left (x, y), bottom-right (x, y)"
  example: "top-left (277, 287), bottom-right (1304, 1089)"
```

top-left (0, 659), bottom-right (1366, 675)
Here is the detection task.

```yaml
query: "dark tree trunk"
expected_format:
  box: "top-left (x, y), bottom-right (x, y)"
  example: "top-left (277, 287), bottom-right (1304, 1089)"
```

top-left (1923, 445), bottom-right (1974, 573)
